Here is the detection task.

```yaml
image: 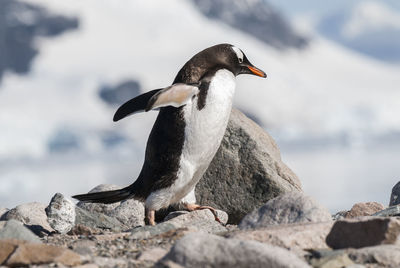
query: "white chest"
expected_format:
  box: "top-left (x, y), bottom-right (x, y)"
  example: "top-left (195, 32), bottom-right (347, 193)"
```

top-left (174, 69), bottom-right (235, 198)
top-left (182, 69), bottom-right (235, 163)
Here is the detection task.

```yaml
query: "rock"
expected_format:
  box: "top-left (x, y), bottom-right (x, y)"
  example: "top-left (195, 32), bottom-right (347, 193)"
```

top-left (307, 249), bottom-right (355, 268)
top-left (196, 108), bottom-right (302, 224)
top-left (0, 208), bottom-right (8, 218)
top-left (165, 209), bottom-right (228, 234)
top-left (314, 255), bottom-right (354, 268)
top-left (239, 191), bottom-right (332, 229)
top-left (76, 184), bottom-right (122, 214)
top-left (229, 221), bottom-right (333, 253)
top-left (0, 220), bottom-right (41, 243)
top-left (70, 240), bottom-right (97, 256)
top-left (0, 239), bottom-right (19, 265)
top-left (389, 181), bottom-right (400, 206)
top-left (0, 202), bottom-right (53, 235)
top-left (76, 184), bottom-right (145, 230)
top-left (164, 209), bottom-right (228, 224)
top-left (75, 264), bottom-right (98, 268)
top-left (75, 206), bottom-right (125, 232)
top-left (46, 193), bottom-right (76, 234)
top-left (162, 211), bottom-right (190, 222)
top-left (159, 232), bottom-right (311, 267)
top-left (108, 199), bottom-right (145, 229)
top-left (130, 209), bottom-right (228, 240)
top-left (326, 217), bottom-right (400, 249)
top-left (349, 244), bottom-right (400, 267)
top-left (138, 247), bottom-right (168, 262)
top-left (68, 224), bottom-right (99, 236)
top-left (91, 256), bottom-right (127, 267)
top-left (372, 205), bottom-right (400, 217)
top-left (332, 211), bottom-right (347, 221)
top-left (161, 261), bottom-right (185, 268)
top-left (130, 222), bottom-right (180, 240)
top-left (345, 202), bottom-right (385, 218)
top-left (1, 239), bottom-right (81, 266)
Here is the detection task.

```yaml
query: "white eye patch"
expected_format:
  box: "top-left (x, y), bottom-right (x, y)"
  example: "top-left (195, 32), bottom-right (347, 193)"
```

top-left (231, 46), bottom-right (244, 63)
top-left (232, 46), bottom-right (243, 63)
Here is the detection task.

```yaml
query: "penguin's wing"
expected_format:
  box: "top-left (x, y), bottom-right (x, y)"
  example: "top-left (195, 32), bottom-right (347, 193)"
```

top-left (113, 88), bottom-right (162, 122)
top-left (113, 83), bottom-right (199, 122)
top-left (145, 83), bottom-right (199, 111)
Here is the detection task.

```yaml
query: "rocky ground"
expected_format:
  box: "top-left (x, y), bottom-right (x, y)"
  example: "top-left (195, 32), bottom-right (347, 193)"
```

top-left (1, 110), bottom-right (400, 268)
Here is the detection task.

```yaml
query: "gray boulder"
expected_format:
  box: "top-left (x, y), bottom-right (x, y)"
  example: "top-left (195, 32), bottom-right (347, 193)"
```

top-left (196, 109), bottom-right (302, 224)
top-left (76, 184), bottom-right (145, 229)
top-left (332, 210), bottom-right (347, 221)
top-left (344, 202), bottom-right (385, 218)
top-left (47, 192), bottom-right (120, 233)
top-left (130, 209), bottom-right (228, 240)
top-left (389, 181), bottom-right (400, 206)
top-left (0, 219), bottom-right (41, 243)
top-left (1, 202), bottom-right (54, 234)
top-left (130, 222), bottom-right (179, 240)
top-left (164, 209), bottom-right (228, 224)
top-left (165, 209), bottom-right (228, 234)
top-left (159, 232), bottom-right (311, 267)
top-left (76, 184), bottom-right (121, 214)
top-left (46, 193), bottom-right (76, 234)
top-left (108, 199), bottom-right (145, 229)
top-left (138, 247), bottom-right (168, 263)
top-left (307, 250), bottom-right (356, 268)
top-left (239, 191), bottom-right (332, 229)
top-left (229, 221), bottom-right (333, 253)
top-left (349, 245), bottom-right (400, 267)
top-left (75, 206), bottom-right (126, 232)
top-left (92, 256), bottom-right (128, 267)
top-left (1, 239), bottom-right (82, 267)
top-left (326, 217), bottom-right (400, 249)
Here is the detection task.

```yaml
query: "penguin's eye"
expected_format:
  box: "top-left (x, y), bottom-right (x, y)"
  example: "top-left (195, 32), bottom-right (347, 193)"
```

top-left (231, 46), bottom-right (244, 64)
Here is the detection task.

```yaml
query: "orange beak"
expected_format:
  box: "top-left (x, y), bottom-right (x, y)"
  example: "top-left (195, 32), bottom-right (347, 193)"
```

top-left (248, 65), bottom-right (267, 78)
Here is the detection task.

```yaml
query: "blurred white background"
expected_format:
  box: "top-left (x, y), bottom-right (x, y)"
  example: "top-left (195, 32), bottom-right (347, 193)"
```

top-left (1, 0), bottom-right (399, 212)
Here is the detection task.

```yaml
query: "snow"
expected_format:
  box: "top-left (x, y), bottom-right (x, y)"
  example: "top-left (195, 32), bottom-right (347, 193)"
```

top-left (343, 1), bottom-right (400, 38)
top-left (1, 0), bottom-right (399, 211)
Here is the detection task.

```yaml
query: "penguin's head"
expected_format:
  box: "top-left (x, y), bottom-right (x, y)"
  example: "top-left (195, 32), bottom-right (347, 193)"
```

top-left (205, 44), bottom-right (267, 78)
top-left (224, 44), bottom-right (267, 78)
top-left (174, 43), bottom-right (267, 83)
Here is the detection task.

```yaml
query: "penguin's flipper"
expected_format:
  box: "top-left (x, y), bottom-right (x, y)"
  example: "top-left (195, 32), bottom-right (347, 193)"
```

top-left (145, 83), bottom-right (199, 111)
top-left (113, 88), bottom-right (162, 122)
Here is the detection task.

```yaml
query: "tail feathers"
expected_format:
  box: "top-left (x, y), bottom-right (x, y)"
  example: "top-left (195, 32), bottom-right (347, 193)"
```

top-left (72, 186), bottom-right (132, 204)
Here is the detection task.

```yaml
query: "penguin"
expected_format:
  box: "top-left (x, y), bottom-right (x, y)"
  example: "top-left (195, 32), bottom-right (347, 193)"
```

top-left (73, 43), bottom-right (266, 225)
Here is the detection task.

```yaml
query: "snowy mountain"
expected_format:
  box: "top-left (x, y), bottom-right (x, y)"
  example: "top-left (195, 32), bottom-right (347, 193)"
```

top-left (191, 0), bottom-right (308, 49)
top-left (0, 0), bottom-right (399, 211)
top-left (318, 1), bottom-right (400, 62)
top-left (0, 0), bottom-right (78, 82)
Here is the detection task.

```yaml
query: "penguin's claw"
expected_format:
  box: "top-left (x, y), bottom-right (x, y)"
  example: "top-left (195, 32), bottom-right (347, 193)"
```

top-left (184, 204), bottom-right (225, 226)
